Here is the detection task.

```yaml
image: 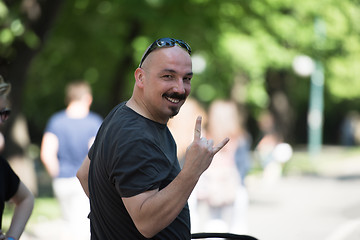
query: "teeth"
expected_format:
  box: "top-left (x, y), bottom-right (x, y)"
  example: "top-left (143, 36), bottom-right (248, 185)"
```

top-left (166, 97), bottom-right (179, 103)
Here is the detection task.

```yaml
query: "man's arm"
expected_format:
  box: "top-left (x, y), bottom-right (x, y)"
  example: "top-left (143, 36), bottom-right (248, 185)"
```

top-left (40, 132), bottom-right (60, 178)
top-left (6, 181), bottom-right (34, 240)
top-left (77, 156), bottom-right (90, 197)
top-left (122, 116), bottom-right (229, 238)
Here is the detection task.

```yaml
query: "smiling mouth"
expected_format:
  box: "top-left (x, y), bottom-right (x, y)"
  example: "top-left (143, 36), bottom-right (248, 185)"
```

top-left (165, 96), bottom-right (180, 104)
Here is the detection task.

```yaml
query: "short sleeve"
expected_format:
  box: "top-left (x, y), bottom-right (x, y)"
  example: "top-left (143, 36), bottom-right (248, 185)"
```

top-left (1, 158), bottom-right (20, 201)
top-left (44, 112), bottom-right (60, 135)
top-left (88, 143), bottom-right (94, 160)
top-left (110, 140), bottom-right (172, 198)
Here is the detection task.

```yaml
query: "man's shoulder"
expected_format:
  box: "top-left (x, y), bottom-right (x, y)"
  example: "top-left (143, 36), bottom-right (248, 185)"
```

top-left (46, 110), bottom-right (67, 126)
top-left (106, 103), bottom-right (147, 128)
top-left (49, 110), bottom-right (66, 119)
top-left (87, 111), bottom-right (103, 123)
top-left (101, 102), bottom-right (170, 144)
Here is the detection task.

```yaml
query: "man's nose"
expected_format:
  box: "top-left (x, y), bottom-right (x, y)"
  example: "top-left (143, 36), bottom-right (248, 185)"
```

top-left (173, 79), bottom-right (186, 94)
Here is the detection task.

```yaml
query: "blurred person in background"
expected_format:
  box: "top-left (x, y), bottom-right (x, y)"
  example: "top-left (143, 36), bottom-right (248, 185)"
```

top-left (168, 97), bottom-right (208, 167)
top-left (255, 111), bottom-right (293, 187)
top-left (0, 75), bottom-right (34, 240)
top-left (167, 97), bottom-right (208, 232)
top-left (255, 111), bottom-right (279, 167)
top-left (40, 81), bottom-right (102, 240)
top-left (340, 111), bottom-right (360, 146)
top-left (196, 99), bottom-right (252, 234)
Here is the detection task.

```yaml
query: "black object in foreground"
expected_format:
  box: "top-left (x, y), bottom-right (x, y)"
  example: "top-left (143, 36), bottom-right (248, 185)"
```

top-left (191, 232), bottom-right (258, 239)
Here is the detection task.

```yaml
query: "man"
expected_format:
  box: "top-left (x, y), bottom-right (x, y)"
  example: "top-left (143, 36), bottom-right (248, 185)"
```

top-left (77, 38), bottom-right (229, 239)
top-left (41, 81), bottom-right (103, 239)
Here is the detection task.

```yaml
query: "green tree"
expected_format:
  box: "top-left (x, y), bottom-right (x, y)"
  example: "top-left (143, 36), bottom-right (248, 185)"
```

top-left (1, 0), bottom-right (360, 152)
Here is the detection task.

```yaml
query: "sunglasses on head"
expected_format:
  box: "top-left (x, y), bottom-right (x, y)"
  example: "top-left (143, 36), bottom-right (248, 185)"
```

top-left (0, 109), bottom-right (11, 122)
top-left (139, 38), bottom-right (192, 68)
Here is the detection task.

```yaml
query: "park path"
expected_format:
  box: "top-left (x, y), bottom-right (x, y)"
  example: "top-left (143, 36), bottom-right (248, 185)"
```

top-left (246, 154), bottom-right (360, 240)
top-left (21, 150), bottom-right (360, 240)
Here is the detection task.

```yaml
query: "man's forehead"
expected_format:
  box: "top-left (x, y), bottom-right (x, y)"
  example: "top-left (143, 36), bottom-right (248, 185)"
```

top-left (160, 68), bottom-right (193, 76)
top-left (143, 47), bottom-right (192, 71)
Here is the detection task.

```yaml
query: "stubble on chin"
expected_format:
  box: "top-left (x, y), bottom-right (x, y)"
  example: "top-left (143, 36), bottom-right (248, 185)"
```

top-left (169, 106), bottom-right (180, 118)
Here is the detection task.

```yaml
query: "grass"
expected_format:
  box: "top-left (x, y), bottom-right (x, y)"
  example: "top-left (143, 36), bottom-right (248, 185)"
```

top-left (283, 145), bottom-right (360, 176)
top-left (248, 145), bottom-right (360, 177)
top-left (2, 197), bottom-right (61, 232)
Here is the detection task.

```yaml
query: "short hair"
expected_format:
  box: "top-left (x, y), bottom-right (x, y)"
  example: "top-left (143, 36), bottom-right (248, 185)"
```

top-left (0, 75), bottom-right (11, 97)
top-left (65, 81), bottom-right (92, 105)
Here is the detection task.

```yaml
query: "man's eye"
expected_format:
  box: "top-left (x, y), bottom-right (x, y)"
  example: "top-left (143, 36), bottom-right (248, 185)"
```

top-left (184, 77), bottom-right (192, 82)
top-left (162, 75), bottom-right (173, 79)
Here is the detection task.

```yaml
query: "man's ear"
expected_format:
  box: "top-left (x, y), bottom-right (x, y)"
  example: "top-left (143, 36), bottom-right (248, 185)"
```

top-left (134, 68), bottom-right (145, 88)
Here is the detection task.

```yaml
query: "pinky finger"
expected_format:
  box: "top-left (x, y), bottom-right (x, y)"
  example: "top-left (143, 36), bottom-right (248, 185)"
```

top-left (213, 137), bottom-right (230, 154)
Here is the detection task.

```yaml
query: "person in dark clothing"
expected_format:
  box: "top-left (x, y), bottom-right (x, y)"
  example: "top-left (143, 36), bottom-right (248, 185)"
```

top-left (0, 75), bottom-right (34, 240)
top-left (77, 38), bottom-right (229, 239)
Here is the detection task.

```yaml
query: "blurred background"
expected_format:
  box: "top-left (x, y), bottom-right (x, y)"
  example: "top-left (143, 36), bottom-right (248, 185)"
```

top-left (1, 0), bottom-right (360, 239)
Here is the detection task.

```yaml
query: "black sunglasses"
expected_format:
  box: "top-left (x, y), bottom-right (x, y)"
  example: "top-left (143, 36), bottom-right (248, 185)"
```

top-left (0, 109), bottom-right (11, 122)
top-left (139, 38), bottom-right (192, 67)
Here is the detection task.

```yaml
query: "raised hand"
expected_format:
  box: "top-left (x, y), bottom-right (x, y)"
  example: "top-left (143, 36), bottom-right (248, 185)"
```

top-left (183, 116), bottom-right (229, 178)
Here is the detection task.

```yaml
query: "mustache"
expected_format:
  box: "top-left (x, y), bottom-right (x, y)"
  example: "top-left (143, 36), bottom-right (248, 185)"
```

top-left (163, 93), bottom-right (186, 101)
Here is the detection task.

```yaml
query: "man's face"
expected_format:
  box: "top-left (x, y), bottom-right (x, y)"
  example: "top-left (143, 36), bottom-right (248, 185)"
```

top-left (140, 46), bottom-right (193, 123)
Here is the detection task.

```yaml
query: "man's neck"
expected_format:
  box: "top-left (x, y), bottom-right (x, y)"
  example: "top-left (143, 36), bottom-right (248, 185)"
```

top-left (126, 97), bottom-right (146, 117)
top-left (126, 97), bottom-right (168, 124)
top-left (66, 102), bottom-right (90, 118)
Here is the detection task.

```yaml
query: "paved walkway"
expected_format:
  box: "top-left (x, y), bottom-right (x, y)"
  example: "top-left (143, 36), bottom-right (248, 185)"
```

top-left (247, 176), bottom-right (360, 240)
top-left (246, 154), bottom-right (360, 240)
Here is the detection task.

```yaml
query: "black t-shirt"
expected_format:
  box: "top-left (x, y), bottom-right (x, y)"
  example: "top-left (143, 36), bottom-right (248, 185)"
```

top-left (88, 102), bottom-right (191, 240)
top-left (0, 156), bottom-right (20, 229)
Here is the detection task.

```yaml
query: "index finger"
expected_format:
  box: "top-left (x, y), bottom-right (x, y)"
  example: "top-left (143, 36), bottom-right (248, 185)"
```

top-left (193, 116), bottom-right (202, 140)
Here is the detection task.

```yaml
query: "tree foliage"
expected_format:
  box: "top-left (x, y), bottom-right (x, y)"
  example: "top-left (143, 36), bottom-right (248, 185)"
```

top-left (1, 0), bottom-right (360, 147)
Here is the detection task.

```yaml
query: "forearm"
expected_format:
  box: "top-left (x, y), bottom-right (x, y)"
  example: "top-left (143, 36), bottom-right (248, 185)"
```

top-left (124, 170), bottom-right (198, 238)
top-left (7, 183), bottom-right (34, 239)
top-left (42, 158), bottom-right (59, 178)
top-left (40, 132), bottom-right (60, 178)
top-left (77, 156), bottom-right (90, 197)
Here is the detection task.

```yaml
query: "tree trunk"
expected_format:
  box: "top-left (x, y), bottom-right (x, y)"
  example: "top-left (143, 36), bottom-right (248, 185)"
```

top-left (110, 20), bottom-right (141, 106)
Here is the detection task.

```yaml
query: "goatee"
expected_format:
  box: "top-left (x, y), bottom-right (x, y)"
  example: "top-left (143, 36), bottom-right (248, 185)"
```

top-left (169, 106), bottom-right (180, 118)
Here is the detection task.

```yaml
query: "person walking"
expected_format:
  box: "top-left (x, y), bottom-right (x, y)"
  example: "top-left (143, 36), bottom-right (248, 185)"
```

top-left (41, 81), bottom-right (102, 240)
